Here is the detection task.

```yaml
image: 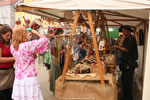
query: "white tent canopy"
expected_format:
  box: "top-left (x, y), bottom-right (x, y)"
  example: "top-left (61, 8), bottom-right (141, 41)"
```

top-left (19, 0), bottom-right (150, 10)
top-left (17, 0), bottom-right (150, 27)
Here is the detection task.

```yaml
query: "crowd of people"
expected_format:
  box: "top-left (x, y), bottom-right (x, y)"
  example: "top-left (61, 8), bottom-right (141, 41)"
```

top-left (0, 24), bottom-right (138, 100)
top-left (0, 24), bottom-right (88, 100)
top-left (0, 24), bottom-right (49, 100)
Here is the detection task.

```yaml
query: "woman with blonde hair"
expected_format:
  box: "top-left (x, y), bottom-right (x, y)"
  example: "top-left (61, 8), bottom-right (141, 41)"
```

top-left (11, 26), bottom-right (48, 100)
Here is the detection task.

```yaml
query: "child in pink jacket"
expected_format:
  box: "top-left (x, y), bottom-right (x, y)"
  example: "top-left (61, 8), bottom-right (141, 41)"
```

top-left (11, 26), bottom-right (48, 100)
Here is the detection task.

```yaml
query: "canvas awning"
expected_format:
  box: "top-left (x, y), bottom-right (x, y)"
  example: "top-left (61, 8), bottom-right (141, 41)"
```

top-left (16, 0), bottom-right (150, 27)
top-left (17, 0), bottom-right (150, 10)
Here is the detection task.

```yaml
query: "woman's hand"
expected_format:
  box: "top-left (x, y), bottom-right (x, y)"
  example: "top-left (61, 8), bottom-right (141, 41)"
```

top-left (31, 30), bottom-right (39, 35)
top-left (112, 45), bottom-right (119, 49)
top-left (31, 30), bottom-right (44, 38)
top-left (112, 45), bottom-right (128, 52)
top-left (60, 49), bottom-right (65, 54)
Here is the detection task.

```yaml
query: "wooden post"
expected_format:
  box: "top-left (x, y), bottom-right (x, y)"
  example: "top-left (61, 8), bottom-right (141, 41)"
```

top-left (80, 13), bottom-right (90, 29)
top-left (87, 43), bottom-right (92, 58)
top-left (142, 21), bottom-right (147, 74)
top-left (87, 10), bottom-right (105, 86)
top-left (94, 11), bottom-right (101, 31)
top-left (102, 21), bottom-right (107, 41)
top-left (100, 12), bottom-right (108, 47)
top-left (61, 11), bottom-right (80, 83)
top-left (105, 21), bottom-right (111, 42)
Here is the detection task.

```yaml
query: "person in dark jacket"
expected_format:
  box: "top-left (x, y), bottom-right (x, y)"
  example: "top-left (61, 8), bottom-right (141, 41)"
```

top-left (112, 25), bottom-right (138, 100)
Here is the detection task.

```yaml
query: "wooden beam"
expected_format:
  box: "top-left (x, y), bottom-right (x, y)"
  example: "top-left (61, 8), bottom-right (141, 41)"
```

top-left (102, 12), bottom-right (146, 22)
top-left (103, 15), bottom-right (112, 41)
top-left (79, 13), bottom-right (90, 29)
top-left (20, 10), bottom-right (51, 19)
top-left (38, 10), bottom-right (62, 19)
top-left (103, 10), bottom-right (146, 21)
top-left (103, 12), bottom-right (128, 18)
top-left (87, 10), bottom-right (105, 86)
top-left (16, 6), bottom-right (48, 12)
top-left (60, 18), bottom-right (143, 22)
top-left (94, 11), bottom-right (101, 30)
top-left (100, 11), bottom-right (107, 42)
top-left (136, 21), bottom-right (145, 27)
top-left (106, 19), bottom-right (142, 21)
top-left (142, 21), bottom-right (147, 75)
top-left (61, 11), bottom-right (80, 83)
top-left (106, 21), bottom-right (111, 41)
top-left (107, 25), bottom-right (121, 27)
top-left (16, 6), bottom-right (62, 19)
top-left (111, 21), bottom-right (122, 25)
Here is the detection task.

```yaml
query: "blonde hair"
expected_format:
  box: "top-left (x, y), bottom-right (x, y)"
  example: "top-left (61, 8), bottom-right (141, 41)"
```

top-left (12, 26), bottom-right (27, 50)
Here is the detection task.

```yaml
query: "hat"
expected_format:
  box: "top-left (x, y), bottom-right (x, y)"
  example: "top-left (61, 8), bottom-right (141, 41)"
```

top-left (119, 25), bottom-right (133, 32)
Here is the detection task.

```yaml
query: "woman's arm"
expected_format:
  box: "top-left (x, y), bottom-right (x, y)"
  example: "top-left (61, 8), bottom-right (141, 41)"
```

top-left (0, 48), bottom-right (15, 63)
top-left (112, 45), bottom-right (128, 52)
top-left (31, 30), bottom-right (45, 37)
top-left (60, 49), bottom-right (66, 54)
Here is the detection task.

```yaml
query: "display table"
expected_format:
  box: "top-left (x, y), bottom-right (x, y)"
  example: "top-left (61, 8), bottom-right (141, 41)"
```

top-left (55, 73), bottom-right (117, 100)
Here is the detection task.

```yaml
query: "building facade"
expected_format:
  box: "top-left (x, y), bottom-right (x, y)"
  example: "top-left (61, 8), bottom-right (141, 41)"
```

top-left (0, 0), bottom-right (19, 26)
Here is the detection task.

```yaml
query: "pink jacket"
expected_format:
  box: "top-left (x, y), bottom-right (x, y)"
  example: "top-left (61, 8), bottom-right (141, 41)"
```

top-left (11, 36), bottom-right (48, 80)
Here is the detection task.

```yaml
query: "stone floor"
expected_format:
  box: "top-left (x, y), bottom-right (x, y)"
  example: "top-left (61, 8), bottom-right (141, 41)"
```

top-left (36, 58), bottom-right (54, 100)
top-left (117, 79), bottom-right (142, 100)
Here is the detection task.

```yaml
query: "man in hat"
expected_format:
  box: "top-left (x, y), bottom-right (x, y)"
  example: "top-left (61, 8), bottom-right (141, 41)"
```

top-left (112, 25), bottom-right (138, 100)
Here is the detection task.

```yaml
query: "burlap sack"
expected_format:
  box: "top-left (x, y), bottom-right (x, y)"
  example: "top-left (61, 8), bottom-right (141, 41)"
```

top-left (90, 62), bottom-right (106, 74)
top-left (104, 54), bottom-right (116, 65)
top-left (0, 68), bottom-right (15, 90)
top-left (55, 77), bottom-right (117, 100)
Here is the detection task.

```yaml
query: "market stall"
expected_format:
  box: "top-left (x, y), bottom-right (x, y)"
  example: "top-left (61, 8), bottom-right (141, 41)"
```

top-left (16, 0), bottom-right (150, 99)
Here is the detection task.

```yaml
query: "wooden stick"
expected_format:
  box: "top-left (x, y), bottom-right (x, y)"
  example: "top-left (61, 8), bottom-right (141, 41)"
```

top-left (61, 11), bottom-right (80, 83)
top-left (106, 20), bottom-right (111, 42)
top-left (80, 13), bottom-right (90, 29)
top-left (87, 10), bottom-right (105, 86)
top-left (103, 15), bottom-right (111, 42)
top-left (17, 6), bottom-right (48, 12)
top-left (100, 12), bottom-right (107, 44)
top-left (142, 21), bottom-right (147, 74)
top-left (103, 10), bottom-right (146, 21)
top-left (111, 21), bottom-right (122, 25)
top-left (94, 11), bottom-right (101, 31)
top-left (60, 18), bottom-right (144, 22)
top-left (47, 33), bottom-right (80, 37)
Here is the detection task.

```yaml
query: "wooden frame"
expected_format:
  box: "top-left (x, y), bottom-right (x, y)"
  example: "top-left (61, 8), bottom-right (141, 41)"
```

top-left (61, 10), bottom-right (105, 85)
top-left (87, 10), bottom-right (105, 85)
top-left (61, 11), bottom-right (80, 83)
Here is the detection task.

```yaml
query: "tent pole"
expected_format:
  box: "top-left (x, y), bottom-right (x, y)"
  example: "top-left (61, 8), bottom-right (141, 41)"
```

top-left (80, 13), bottom-right (90, 29)
top-left (142, 21), bottom-right (147, 74)
top-left (87, 10), bottom-right (105, 86)
top-left (61, 11), bottom-right (80, 83)
top-left (61, 19), bottom-right (143, 22)
top-left (105, 17), bottom-right (111, 42)
top-left (94, 11), bottom-right (101, 31)
top-left (101, 12), bottom-right (108, 47)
